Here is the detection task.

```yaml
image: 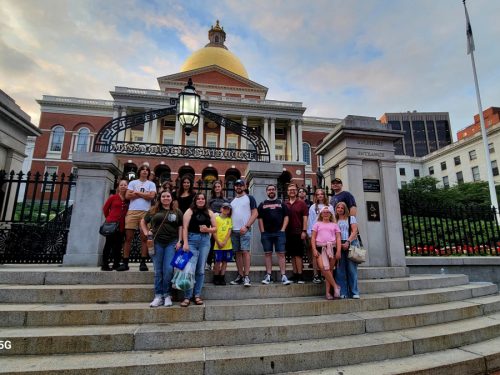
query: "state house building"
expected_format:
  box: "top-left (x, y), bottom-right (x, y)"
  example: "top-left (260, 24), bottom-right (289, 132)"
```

top-left (32, 21), bottom-right (340, 189)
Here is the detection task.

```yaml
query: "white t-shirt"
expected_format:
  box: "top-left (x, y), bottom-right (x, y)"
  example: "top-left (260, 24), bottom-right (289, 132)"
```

top-left (127, 179), bottom-right (156, 211)
top-left (230, 194), bottom-right (257, 230)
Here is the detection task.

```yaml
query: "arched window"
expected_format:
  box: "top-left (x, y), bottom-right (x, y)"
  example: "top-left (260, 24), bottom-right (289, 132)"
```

top-left (303, 142), bottom-right (311, 166)
top-left (49, 126), bottom-right (65, 152)
top-left (75, 128), bottom-right (90, 152)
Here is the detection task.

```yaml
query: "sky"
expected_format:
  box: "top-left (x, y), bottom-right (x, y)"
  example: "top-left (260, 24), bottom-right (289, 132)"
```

top-left (1, 0), bottom-right (499, 140)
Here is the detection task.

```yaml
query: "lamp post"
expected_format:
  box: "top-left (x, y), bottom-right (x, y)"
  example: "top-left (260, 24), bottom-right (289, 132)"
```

top-left (177, 78), bottom-right (201, 136)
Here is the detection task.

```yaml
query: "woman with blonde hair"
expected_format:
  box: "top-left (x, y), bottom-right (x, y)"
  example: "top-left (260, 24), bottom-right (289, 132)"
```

top-left (307, 189), bottom-right (334, 284)
top-left (311, 206), bottom-right (341, 299)
top-left (335, 201), bottom-right (360, 299)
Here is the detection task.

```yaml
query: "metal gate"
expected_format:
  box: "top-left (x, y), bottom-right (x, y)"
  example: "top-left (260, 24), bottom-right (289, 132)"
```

top-left (0, 170), bottom-right (76, 263)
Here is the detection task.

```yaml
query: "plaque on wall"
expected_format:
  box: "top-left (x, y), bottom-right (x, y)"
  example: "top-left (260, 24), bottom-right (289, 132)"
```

top-left (366, 201), bottom-right (380, 221)
top-left (363, 179), bottom-right (380, 192)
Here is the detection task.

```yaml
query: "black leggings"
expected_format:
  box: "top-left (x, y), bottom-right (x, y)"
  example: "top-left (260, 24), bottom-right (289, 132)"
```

top-left (102, 231), bottom-right (124, 266)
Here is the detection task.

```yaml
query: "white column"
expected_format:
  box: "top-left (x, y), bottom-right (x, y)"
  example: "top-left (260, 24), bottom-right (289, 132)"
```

top-left (263, 118), bottom-right (269, 144)
top-left (143, 113), bottom-right (150, 143)
top-left (291, 120), bottom-right (297, 161)
top-left (174, 118), bottom-right (182, 145)
top-left (286, 123), bottom-right (292, 161)
top-left (297, 120), bottom-right (304, 162)
top-left (270, 118), bottom-right (276, 161)
top-left (119, 107), bottom-right (127, 142)
top-left (241, 116), bottom-right (248, 149)
top-left (151, 118), bottom-right (158, 144)
top-left (197, 115), bottom-right (204, 146)
top-left (219, 119), bottom-right (226, 148)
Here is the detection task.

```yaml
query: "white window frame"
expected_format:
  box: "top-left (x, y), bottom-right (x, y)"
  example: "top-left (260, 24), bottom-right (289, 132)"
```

top-left (47, 126), bottom-right (65, 157)
top-left (74, 128), bottom-right (91, 152)
top-left (163, 130), bottom-right (175, 145)
top-left (206, 134), bottom-right (218, 148)
top-left (275, 140), bottom-right (286, 161)
top-left (469, 150), bottom-right (477, 161)
top-left (302, 142), bottom-right (312, 166)
top-left (472, 166), bottom-right (480, 181)
top-left (43, 166), bottom-right (58, 192)
top-left (226, 135), bottom-right (238, 149)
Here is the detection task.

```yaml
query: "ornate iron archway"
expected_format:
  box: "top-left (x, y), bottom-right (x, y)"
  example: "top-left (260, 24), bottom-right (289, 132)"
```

top-left (93, 103), bottom-right (270, 162)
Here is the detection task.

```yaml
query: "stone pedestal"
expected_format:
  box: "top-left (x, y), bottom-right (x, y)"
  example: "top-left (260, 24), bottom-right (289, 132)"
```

top-left (63, 153), bottom-right (121, 266)
top-left (316, 115), bottom-right (406, 267)
top-left (246, 161), bottom-right (284, 266)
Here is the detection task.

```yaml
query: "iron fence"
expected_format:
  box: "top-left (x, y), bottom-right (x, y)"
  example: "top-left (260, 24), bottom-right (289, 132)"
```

top-left (0, 170), bottom-right (76, 263)
top-left (400, 201), bottom-right (500, 256)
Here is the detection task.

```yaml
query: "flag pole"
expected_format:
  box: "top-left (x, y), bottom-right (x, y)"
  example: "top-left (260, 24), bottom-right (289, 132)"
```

top-left (462, 0), bottom-right (499, 220)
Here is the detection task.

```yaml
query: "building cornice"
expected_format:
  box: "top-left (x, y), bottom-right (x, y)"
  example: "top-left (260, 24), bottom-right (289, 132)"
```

top-left (0, 101), bottom-right (42, 136)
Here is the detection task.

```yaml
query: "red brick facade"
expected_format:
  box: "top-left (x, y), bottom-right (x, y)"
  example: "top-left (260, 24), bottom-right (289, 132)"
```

top-left (457, 107), bottom-right (500, 140)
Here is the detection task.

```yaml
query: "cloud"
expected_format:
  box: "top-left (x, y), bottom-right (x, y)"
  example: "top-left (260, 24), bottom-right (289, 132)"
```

top-left (1, 0), bottom-right (499, 139)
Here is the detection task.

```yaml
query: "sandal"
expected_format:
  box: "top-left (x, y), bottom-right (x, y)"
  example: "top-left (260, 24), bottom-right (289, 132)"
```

top-left (194, 296), bottom-right (204, 305)
top-left (325, 294), bottom-right (334, 300)
top-left (180, 299), bottom-right (191, 307)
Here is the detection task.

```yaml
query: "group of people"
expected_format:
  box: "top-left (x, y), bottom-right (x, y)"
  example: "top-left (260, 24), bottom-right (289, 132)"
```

top-left (101, 164), bottom-right (361, 308)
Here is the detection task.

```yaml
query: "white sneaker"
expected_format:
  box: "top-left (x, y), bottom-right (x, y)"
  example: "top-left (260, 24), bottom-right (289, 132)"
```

top-left (352, 294), bottom-right (360, 299)
top-left (163, 296), bottom-right (173, 307)
top-left (243, 276), bottom-right (251, 287)
top-left (150, 296), bottom-right (164, 307)
top-left (281, 275), bottom-right (291, 285)
top-left (261, 274), bottom-right (272, 285)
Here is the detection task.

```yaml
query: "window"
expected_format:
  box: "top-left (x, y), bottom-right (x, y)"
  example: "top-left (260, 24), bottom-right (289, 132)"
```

top-left (302, 143), bottom-right (311, 165)
top-left (206, 134), bottom-right (217, 148)
top-left (226, 136), bottom-right (238, 149)
top-left (454, 156), bottom-right (461, 166)
top-left (318, 155), bottom-right (324, 167)
top-left (469, 150), bottom-right (477, 161)
top-left (456, 171), bottom-right (464, 184)
top-left (275, 128), bottom-right (285, 136)
top-left (186, 138), bottom-right (196, 147)
top-left (414, 169), bottom-right (420, 177)
top-left (441, 161), bottom-right (447, 171)
top-left (163, 130), bottom-right (174, 145)
top-left (75, 128), bottom-right (90, 152)
top-left (472, 166), bottom-right (480, 181)
top-left (275, 141), bottom-right (286, 161)
top-left (399, 168), bottom-right (406, 176)
top-left (442, 176), bottom-right (449, 188)
top-left (429, 166), bottom-right (434, 175)
top-left (49, 126), bottom-right (65, 152)
top-left (489, 143), bottom-right (495, 153)
top-left (44, 166), bottom-right (58, 192)
top-left (492, 160), bottom-right (499, 176)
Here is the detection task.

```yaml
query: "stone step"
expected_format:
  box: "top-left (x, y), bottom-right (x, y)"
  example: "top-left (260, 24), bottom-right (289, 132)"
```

top-left (1, 295), bottom-right (499, 356)
top-left (0, 266), bottom-right (409, 285)
top-left (0, 274), bottom-right (470, 303)
top-left (1, 313), bottom-right (500, 374)
top-left (1, 283), bottom-right (496, 327)
top-left (281, 332), bottom-right (500, 374)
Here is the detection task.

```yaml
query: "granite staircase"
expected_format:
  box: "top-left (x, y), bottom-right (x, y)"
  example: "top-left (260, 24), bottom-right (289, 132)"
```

top-left (0, 265), bottom-right (499, 374)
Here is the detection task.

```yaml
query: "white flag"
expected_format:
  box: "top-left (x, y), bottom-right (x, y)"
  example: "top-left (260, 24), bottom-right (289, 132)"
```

top-left (463, 0), bottom-right (475, 54)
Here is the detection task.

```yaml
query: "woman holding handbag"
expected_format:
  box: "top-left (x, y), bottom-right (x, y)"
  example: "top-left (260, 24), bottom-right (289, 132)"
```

top-left (334, 202), bottom-right (360, 299)
top-left (140, 190), bottom-right (183, 307)
top-left (311, 206), bottom-right (341, 300)
top-left (101, 180), bottom-right (129, 271)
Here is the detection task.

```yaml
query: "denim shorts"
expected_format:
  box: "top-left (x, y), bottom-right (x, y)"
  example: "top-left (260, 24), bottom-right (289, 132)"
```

top-left (231, 231), bottom-right (252, 252)
top-left (260, 231), bottom-right (286, 253)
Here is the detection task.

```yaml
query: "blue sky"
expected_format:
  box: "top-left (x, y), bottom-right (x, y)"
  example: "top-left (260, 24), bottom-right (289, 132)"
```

top-left (1, 0), bottom-right (499, 139)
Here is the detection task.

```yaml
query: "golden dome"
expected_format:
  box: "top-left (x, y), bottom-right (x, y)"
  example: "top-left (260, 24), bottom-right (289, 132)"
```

top-left (180, 21), bottom-right (249, 79)
top-left (180, 47), bottom-right (248, 78)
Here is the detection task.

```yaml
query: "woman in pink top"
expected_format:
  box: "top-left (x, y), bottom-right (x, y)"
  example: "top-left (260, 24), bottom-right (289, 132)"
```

top-left (311, 206), bottom-right (341, 300)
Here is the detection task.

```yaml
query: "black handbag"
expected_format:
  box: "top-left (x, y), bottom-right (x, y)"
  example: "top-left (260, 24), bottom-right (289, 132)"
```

top-left (99, 221), bottom-right (119, 236)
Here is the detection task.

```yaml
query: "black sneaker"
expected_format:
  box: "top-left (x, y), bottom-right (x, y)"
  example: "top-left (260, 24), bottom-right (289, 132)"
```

top-left (297, 274), bottom-right (305, 284)
top-left (312, 274), bottom-right (322, 284)
top-left (100, 265), bottom-right (112, 271)
top-left (112, 263), bottom-right (120, 270)
top-left (289, 273), bottom-right (297, 283)
top-left (220, 275), bottom-right (227, 285)
top-left (230, 274), bottom-right (244, 285)
top-left (139, 262), bottom-right (149, 272)
top-left (116, 263), bottom-right (129, 272)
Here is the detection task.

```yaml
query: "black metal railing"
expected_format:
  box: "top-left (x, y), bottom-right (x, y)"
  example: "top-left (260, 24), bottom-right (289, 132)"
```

top-left (0, 170), bottom-right (76, 263)
top-left (400, 201), bottom-right (500, 256)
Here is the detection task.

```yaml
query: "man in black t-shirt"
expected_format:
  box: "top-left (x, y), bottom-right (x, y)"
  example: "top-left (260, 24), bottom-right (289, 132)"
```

top-left (258, 184), bottom-right (290, 285)
top-left (329, 178), bottom-right (357, 216)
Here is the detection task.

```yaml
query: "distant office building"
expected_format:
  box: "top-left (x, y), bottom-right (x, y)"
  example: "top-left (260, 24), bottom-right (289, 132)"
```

top-left (380, 111), bottom-right (452, 157)
top-left (457, 107), bottom-right (500, 141)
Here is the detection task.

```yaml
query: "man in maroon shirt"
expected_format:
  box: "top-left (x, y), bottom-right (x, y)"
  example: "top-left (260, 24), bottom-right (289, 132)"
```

top-left (285, 183), bottom-right (309, 283)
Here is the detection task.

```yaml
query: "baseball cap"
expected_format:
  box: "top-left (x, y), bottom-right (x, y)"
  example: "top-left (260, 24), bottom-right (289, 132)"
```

top-left (234, 179), bottom-right (245, 186)
top-left (332, 178), bottom-right (343, 184)
top-left (221, 202), bottom-right (232, 209)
